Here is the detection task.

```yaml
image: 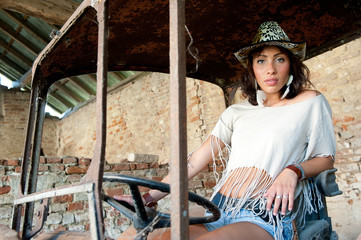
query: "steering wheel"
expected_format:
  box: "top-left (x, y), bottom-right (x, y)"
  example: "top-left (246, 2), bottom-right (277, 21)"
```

top-left (102, 173), bottom-right (220, 240)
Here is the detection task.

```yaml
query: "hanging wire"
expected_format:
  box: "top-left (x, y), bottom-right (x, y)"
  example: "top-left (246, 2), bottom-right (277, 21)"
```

top-left (185, 25), bottom-right (202, 74)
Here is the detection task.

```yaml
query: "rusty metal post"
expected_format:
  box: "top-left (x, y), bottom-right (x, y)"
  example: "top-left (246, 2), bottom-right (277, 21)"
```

top-left (82, 0), bottom-right (109, 239)
top-left (23, 92), bottom-right (47, 237)
top-left (169, 0), bottom-right (188, 239)
top-left (11, 80), bottom-right (40, 233)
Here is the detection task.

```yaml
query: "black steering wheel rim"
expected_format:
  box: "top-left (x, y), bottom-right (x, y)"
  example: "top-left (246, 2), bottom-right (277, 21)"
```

top-left (103, 173), bottom-right (220, 230)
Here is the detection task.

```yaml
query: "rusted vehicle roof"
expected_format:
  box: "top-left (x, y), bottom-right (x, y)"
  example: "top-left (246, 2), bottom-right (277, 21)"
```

top-left (33, 0), bottom-right (361, 91)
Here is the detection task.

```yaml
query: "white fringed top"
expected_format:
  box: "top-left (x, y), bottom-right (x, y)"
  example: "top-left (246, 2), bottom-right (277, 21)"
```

top-left (208, 94), bottom-right (336, 239)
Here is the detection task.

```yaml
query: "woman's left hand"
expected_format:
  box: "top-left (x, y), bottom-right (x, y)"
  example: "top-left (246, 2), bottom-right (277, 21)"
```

top-left (264, 168), bottom-right (298, 216)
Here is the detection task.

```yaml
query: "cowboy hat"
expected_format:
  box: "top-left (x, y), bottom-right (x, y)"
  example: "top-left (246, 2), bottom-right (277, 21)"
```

top-left (234, 21), bottom-right (306, 68)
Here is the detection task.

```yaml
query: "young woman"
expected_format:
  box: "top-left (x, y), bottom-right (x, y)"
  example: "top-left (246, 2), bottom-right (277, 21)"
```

top-left (116, 21), bottom-right (336, 240)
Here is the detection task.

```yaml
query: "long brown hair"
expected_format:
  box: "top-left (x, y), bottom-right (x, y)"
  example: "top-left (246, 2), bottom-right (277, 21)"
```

top-left (239, 46), bottom-right (312, 106)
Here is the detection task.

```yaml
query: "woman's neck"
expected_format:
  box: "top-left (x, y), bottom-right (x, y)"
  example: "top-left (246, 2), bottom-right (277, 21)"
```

top-left (263, 93), bottom-right (284, 107)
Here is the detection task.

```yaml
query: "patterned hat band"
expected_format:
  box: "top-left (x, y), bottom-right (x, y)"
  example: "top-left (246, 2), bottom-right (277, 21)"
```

top-left (234, 21), bottom-right (306, 68)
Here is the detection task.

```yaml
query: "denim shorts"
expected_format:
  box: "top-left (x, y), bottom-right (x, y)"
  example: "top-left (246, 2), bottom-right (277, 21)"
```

top-left (203, 193), bottom-right (294, 240)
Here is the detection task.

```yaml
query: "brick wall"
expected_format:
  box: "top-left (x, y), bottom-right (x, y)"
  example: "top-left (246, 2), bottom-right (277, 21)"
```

top-left (304, 39), bottom-right (361, 240)
top-left (56, 73), bottom-right (225, 164)
top-left (0, 155), bottom-right (217, 239)
top-left (0, 87), bottom-right (58, 158)
top-left (0, 88), bottom-right (30, 158)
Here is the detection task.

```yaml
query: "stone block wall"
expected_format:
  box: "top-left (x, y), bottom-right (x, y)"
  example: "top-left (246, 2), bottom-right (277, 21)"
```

top-left (0, 155), bottom-right (217, 239)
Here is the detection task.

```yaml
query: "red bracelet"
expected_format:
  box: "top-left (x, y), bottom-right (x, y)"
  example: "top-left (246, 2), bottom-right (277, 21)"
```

top-left (285, 165), bottom-right (302, 180)
top-left (142, 193), bottom-right (157, 208)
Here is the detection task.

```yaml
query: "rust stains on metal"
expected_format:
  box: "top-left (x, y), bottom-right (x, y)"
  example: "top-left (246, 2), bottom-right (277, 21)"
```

top-left (33, 0), bottom-right (361, 91)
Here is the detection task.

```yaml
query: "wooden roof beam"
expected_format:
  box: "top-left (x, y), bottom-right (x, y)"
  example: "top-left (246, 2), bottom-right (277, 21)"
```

top-left (1, 0), bottom-right (79, 25)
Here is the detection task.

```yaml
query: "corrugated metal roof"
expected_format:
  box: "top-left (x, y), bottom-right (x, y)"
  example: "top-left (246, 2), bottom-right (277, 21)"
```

top-left (0, 5), bottom-right (136, 117)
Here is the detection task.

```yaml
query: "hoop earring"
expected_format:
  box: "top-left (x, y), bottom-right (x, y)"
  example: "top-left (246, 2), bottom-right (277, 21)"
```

top-left (255, 79), bottom-right (266, 107)
top-left (281, 75), bottom-right (293, 100)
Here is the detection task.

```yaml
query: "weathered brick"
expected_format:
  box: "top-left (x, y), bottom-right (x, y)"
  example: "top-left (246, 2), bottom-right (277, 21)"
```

top-left (85, 223), bottom-right (90, 231)
top-left (47, 157), bottom-right (62, 164)
top-left (65, 166), bottom-right (88, 174)
top-left (39, 156), bottom-right (46, 164)
top-left (111, 164), bottom-right (130, 171)
top-left (49, 164), bottom-right (65, 172)
top-left (149, 162), bottom-right (159, 169)
top-left (66, 174), bottom-right (82, 182)
top-left (63, 157), bottom-right (77, 164)
top-left (105, 188), bottom-right (124, 198)
top-left (156, 168), bottom-right (168, 176)
top-left (4, 159), bottom-right (20, 166)
top-left (53, 194), bottom-right (73, 203)
top-left (209, 165), bottom-right (224, 172)
top-left (135, 163), bottom-right (149, 170)
top-left (203, 179), bottom-right (216, 188)
top-left (78, 158), bottom-right (91, 166)
top-left (189, 180), bottom-right (203, 189)
top-left (53, 225), bottom-right (67, 232)
top-left (38, 165), bottom-right (49, 172)
top-left (0, 186), bottom-right (11, 195)
top-left (130, 163), bottom-right (136, 170)
top-left (150, 176), bottom-right (162, 181)
top-left (116, 217), bottom-right (130, 226)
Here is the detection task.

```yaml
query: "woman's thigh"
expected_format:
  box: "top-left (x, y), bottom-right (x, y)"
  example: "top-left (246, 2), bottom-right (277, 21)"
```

top-left (147, 224), bottom-right (209, 240)
top-left (195, 221), bottom-right (274, 240)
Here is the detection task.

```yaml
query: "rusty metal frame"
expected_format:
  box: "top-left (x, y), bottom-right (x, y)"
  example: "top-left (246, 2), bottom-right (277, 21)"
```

top-left (11, 0), bottom-right (109, 239)
top-left (169, 1), bottom-right (188, 239)
top-left (11, 0), bottom-right (189, 239)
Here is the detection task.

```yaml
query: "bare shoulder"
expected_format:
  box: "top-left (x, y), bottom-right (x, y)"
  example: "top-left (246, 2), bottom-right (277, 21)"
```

top-left (287, 90), bottom-right (321, 105)
top-left (295, 90), bottom-right (321, 101)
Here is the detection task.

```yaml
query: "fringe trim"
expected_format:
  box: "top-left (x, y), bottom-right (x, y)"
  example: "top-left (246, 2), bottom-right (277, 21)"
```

top-left (292, 178), bottom-right (324, 231)
top-left (206, 135), bottom-right (325, 240)
top-left (209, 135), bottom-right (231, 182)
